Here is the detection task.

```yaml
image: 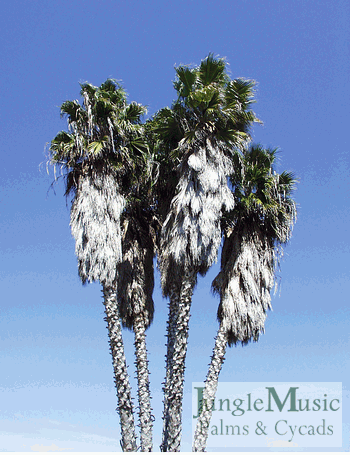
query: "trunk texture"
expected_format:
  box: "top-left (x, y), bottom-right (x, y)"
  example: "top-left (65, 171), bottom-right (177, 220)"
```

top-left (103, 285), bottom-right (137, 452)
top-left (161, 285), bottom-right (180, 451)
top-left (193, 323), bottom-right (228, 452)
top-left (161, 273), bottom-right (196, 452)
top-left (133, 313), bottom-right (153, 451)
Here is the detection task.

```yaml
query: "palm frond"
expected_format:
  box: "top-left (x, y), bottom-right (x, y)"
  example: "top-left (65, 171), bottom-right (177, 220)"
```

top-left (79, 82), bottom-right (98, 99)
top-left (175, 66), bottom-right (197, 98)
top-left (125, 102), bottom-right (147, 123)
top-left (50, 131), bottom-right (75, 157)
top-left (87, 137), bottom-right (110, 156)
top-left (99, 78), bottom-right (123, 94)
top-left (60, 100), bottom-right (83, 123)
top-left (198, 53), bottom-right (227, 87)
top-left (50, 78), bottom-right (148, 197)
top-left (225, 79), bottom-right (256, 110)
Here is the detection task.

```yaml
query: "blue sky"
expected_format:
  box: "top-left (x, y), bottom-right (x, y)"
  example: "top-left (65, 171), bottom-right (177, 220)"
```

top-left (0, 0), bottom-right (349, 451)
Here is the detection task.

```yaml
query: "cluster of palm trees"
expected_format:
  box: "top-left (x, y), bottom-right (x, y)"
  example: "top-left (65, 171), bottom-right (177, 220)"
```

top-left (49, 54), bottom-right (296, 452)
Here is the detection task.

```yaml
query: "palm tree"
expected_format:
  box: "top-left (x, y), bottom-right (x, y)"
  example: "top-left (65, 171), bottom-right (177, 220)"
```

top-left (155, 54), bottom-right (259, 451)
top-left (192, 145), bottom-right (297, 451)
top-left (49, 79), bottom-right (146, 451)
top-left (117, 211), bottom-right (154, 452)
top-left (116, 148), bottom-right (160, 451)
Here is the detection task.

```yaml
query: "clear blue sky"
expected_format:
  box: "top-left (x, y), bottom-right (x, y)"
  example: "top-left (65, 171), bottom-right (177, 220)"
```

top-left (0, 0), bottom-right (349, 451)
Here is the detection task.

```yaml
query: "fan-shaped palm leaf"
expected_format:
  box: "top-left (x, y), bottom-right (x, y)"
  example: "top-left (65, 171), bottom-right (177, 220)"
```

top-left (198, 52), bottom-right (227, 87)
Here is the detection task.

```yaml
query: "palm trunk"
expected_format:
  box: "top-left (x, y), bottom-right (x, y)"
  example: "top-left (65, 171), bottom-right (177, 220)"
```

top-left (161, 285), bottom-right (180, 451)
top-left (192, 322), bottom-right (228, 452)
top-left (133, 313), bottom-right (153, 451)
top-left (161, 272), bottom-right (196, 452)
top-left (103, 285), bottom-right (137, 452)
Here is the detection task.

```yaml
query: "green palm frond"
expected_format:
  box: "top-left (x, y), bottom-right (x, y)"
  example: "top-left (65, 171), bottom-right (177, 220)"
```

top-left (156, 53), bottom-right (259, 160)
top-left (188, 86), bottom-right (221, 115)
top-left (50, 131), bottom-right (85, 168)
top-left (130, 138), bottom-right (148, 154)
top-left (87, 136), bottom-right (110, 156)
top-left (98, 81), bottom-right (126, 107)
top-left (174, 66), bottom-right (198, 98)
top-left (79, 82), bottom-right (98, 99)
top-left (125, 102), bottom-right (147, 123)
top-left (94, 98), bottom-right (114, 119)
top-left (99, 78), bottom-right (123, 94)
top-left (181, 129), bottom-right (198, 145)
top-left (229, 144), bottom-right (297, 244)
top-left (277, 171), bottom-right (297, 193)
top-left (49, 78), bottom-right (148, 198)
top-left (152, 106), bottom-right (184, 147)
top-left (60, 100), bottom-right (84, 123)
top-left (50, 130), bottom-right (74, 151)
top-left (215, 128), bottom-right (249, 149)
top-left (226, 79), bottom-right (255, 103)
top-left (198, 53), bottom-right (227, 87)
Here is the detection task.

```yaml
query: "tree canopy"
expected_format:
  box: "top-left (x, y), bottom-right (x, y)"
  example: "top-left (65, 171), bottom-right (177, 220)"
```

top-left (48, 54), bottom-right (297, 452)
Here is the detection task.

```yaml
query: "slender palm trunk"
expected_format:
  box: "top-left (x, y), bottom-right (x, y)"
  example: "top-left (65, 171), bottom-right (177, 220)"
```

top-left (161, 285), bottom-right (180, 451)
top-left (161, 272), bottom-right (196, 452)
top-left (192, 322), bottom-right (228, 452)
top-left (133, 313), bottom-right (153, 451)
top-left (103, 285), bottom-right (137, 452)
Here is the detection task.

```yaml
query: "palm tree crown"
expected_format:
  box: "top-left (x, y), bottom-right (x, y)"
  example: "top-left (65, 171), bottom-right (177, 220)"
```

top-left (50, 79), bottom-right (146, 287)
top-left (157, 53), bottom-right (259, 294)
top-left (47, 61), bottom-right (298, 454)
top-left (213, 144), bottom-right (297, 345)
